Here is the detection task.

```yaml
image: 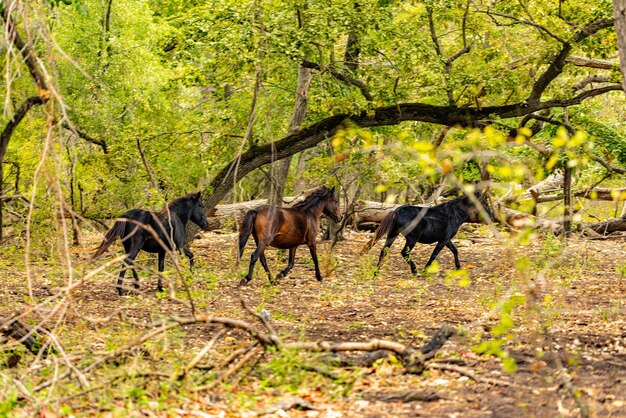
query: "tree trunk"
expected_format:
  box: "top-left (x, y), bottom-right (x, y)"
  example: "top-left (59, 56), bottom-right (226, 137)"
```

top-left (614, 0), bottom-right (626, 93)
top-left (563, 166), bottom-right (573, 234)
top-left (293, 150), bottom-right (313, 194)
top-left (268, 66), bottom-right (314, 206)
top-left (0, 164), bottom-right (3, 241)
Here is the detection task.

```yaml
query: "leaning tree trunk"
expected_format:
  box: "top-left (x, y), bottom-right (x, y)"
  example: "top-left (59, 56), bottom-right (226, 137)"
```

top-left (0, 9), bottom-right (50, 241)
top-left (268, 66), bottom-right (314, 206)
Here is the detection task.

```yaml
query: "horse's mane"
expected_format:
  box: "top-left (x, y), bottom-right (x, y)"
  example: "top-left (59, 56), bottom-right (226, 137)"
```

top-left (292, 187), bottom-right (332, 211)
top-left (429, 195), bottom-right (472, 222)
top-left (161, 193), bottom-right (197, 214)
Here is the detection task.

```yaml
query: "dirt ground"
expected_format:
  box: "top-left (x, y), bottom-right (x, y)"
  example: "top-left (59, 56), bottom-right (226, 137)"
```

top-left (2, 227), bottom-right (626, 417)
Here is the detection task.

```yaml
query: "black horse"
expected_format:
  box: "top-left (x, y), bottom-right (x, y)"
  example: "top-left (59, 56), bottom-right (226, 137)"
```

top-left (362, 194), bottom-right (492, 274)
top-left (93, 192), bottom-right (209, 295)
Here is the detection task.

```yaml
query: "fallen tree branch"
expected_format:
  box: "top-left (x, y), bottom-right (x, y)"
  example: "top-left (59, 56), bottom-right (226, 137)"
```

top-left (0, 315), bottom-right (45, 356)
top-left (366, 389), bottom-right (442, 403)
top-left (285, 324), bottom-right (456, 374)
top-left (428, 362), bottom-right (523, 388)
top-left (580, 213), bottom-right (626, 235)
top-left (193, 343), bottom-right (262, 392)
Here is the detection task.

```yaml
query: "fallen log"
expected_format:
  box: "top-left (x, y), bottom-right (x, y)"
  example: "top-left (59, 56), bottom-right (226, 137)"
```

top-left (0, 316), bottom-right (45, 356)
top-left (207, 199), bottom-right (266, 231)
top-left (352, 200), bottom-right (402, 225)
top-left (536, 188), bottom-right (626, 203)
top-left (204, 196), bottom-right (624, 237)
top-left (206, 188), bottom-right (324, 231)
top-left (580, 213), bottom-right (626, 235)
top-left (291, 324), bottom-right (456, 374)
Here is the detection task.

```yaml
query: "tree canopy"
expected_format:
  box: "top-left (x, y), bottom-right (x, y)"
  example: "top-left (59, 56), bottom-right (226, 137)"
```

top-left (0, 0), bottom-right (625, 234)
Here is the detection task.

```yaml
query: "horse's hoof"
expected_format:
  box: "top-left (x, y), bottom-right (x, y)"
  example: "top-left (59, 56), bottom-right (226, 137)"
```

top-left (117, 288), bottom-right (125, 296)
top-left (157, 287), bottom-right (164, 293)
top-left (316, 276), bottom-right (323, 282)
top-left (134, 284), bottom-right (140, 289)
top-left (238, 278), bottom-right (250, 287)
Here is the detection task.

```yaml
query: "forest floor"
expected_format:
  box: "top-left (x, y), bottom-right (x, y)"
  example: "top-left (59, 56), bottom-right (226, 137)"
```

top-left (1, 227), bottom-right (626, 417)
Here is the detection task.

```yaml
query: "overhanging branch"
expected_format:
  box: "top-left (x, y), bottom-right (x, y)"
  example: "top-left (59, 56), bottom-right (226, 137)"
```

top-left (62, 122), bottom-right (108, 153)
top-left (301, 59), bottom-right (373, 101)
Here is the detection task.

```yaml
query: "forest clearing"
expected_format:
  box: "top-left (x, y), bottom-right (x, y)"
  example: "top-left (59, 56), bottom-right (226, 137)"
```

top-left (1, 227), bottom-right (626, 417)
top-left (2, 0), bottom-right (626, 416)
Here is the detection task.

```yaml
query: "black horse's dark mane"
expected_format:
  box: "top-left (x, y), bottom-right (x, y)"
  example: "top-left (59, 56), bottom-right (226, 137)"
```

top-left (292, 187), bottom-right (333, 212)
top-left (163, 193), bottom-right (198, 214)
top-left (428, 195), bottom-right (475, 222)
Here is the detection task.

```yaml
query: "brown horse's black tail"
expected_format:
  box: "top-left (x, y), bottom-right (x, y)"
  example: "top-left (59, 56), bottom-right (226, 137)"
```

top-left (93, 221), bottom-right (126, 259)
top-left (361, 210), bottom-right (398, 255)
top-left (238, 209), bottom-right (257, 264)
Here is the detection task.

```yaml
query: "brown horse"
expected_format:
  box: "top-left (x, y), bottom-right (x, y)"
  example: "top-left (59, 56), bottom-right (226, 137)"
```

top-left (238, 186), bottom-right (342, 286)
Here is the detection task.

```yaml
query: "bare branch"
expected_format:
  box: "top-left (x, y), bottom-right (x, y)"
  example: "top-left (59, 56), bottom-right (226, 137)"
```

top-left (527, 18), bottom-right (614, 103)
top-left (481, 10), bottom-right (568, 43)
top-left (62, 122), bottom-right (108, 153)
top-left (1, 6), bottom-right (50, 96)
top-left (301, 59), bottom-right (373, 101)
top-left (1, 96), bottom-right (43, 160)
top-left (572, 75), bottom-right (611, 91)
top-left (589, 156), bottom-right (626, 175)
top-left (522, 114), bottom-right (576, 135)
top-left (566, 55), bottom-right (616, 69)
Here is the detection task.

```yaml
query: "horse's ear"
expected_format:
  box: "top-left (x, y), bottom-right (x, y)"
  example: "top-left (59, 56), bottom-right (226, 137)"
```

top-left (194, 191), bottom-right (201, 200)
top-left (330, 186), bottom-right (335, 194)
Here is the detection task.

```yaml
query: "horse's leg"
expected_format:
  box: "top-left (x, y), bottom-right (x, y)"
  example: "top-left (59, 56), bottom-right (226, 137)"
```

top-left (259, 253), bottom-right (272, 282)
top-left (445, 242), bottom-right (461, 269)
top-left (400, 239), bottom-right (418, 275)
top-left (183, 248), bottom-right (194, 271)
top-left (240, 241), bottom-right (268, 286)
top-left (307, 243), bottom-right (323, 282)
top-left (132, 266), bottom-right (140, 289)
top-left (157, 251), bottom-right (166, 292)
top-left (378, 233), bottom-right (399, 267)
top-left (276, 247), bottom-right (296, 281)
top-left (252, 234), bottom-right (272, 283)
top-left (117, 247), bottom-right (140, 296)
top-left (424, 240), bottom-right (448, 270)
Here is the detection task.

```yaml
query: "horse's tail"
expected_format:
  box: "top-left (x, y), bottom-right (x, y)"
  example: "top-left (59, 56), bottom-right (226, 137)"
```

top-left (237, 209), bottom-right (257, 264)
top-left (92, 221), bottom-right (126, 259)
top-left (361, 210), bottom-right (398, 254)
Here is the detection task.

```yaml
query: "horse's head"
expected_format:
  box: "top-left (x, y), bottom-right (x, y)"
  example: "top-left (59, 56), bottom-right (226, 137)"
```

top-left (190, 192), bottom-right (210, 230)
top-left (322, 186), bottom-right (342, 223)
top-left (465, 193), bottom-right (493, 223)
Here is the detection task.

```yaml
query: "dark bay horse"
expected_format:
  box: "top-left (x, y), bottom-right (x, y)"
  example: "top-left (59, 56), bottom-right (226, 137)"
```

top-left (93, 192), bottom-right (209, 295)
top-left (362, 194), bottom-right (492, 275)
top-left (238, 186), bottom-right (342, 286)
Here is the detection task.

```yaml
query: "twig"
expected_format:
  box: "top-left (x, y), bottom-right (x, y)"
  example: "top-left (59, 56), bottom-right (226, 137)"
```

top-left (193, 344), bottom-right (261, 392)
top-left (428, 362), bottom-right (523, 388)
top-left (238, 292), bottom-right (281, 346)
top-left (175, 329), bottom-right (227, 381)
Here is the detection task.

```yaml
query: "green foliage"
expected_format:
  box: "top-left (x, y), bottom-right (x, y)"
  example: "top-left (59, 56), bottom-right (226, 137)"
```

top-left (0, 0), bottom-right (623, 222)
top-left (473, 293), bottom-right (526, 373)
top-left (0, 389), bottom-right (18, 417)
